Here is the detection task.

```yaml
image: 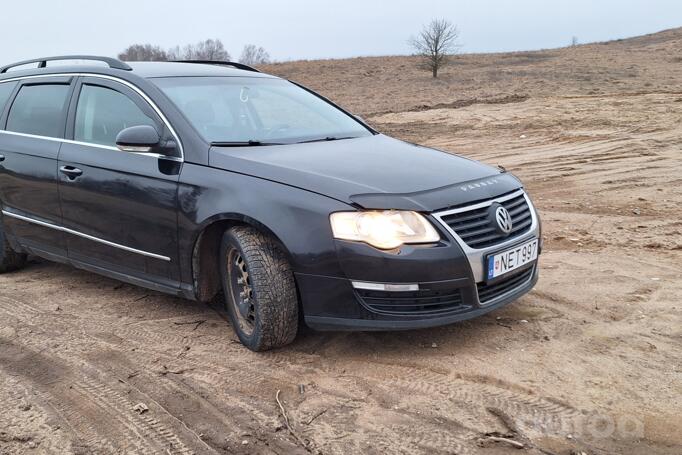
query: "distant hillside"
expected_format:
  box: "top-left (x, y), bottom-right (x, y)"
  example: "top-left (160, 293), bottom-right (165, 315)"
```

top-left (261, 27), bottom-right (682, 116)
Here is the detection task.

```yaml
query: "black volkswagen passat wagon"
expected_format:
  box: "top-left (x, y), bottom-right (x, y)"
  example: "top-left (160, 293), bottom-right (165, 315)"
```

top-left (0, 56), bottom-right (541, 351)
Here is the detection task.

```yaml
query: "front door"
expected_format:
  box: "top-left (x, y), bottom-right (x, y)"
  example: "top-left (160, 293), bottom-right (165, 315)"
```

top-left (57, 76), bottom-right (182, 287)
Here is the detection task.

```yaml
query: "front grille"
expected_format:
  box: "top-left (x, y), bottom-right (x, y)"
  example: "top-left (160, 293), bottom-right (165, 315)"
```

top-left (356, 287), bottom-right (468, 316)
top-left (477, 266), bottom-right (534, 304)
top-left (440, 192), bottom-right (533, 249)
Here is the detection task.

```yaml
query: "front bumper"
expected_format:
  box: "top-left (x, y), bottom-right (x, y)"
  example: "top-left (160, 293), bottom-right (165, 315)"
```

top-left (300, 264), bottom-right (538, 330)
top-left (297, 188), bottom-right (541, 331)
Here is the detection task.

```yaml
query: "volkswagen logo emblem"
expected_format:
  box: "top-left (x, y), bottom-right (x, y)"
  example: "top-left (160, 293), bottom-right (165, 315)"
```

top-left (495, 206), bottom-right (513, 234)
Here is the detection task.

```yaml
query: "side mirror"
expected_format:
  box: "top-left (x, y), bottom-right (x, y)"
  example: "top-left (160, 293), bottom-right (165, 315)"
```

top-left (116, 125), bottom-right (160, 153)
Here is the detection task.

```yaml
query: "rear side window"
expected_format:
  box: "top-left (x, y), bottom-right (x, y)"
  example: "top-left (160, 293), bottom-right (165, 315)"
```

top-left (6, 84), bottom-right (70, 138)
top-left (0, 82), bottom-right (17, 116)
top-left (74, 84), bottom-right (157, 147)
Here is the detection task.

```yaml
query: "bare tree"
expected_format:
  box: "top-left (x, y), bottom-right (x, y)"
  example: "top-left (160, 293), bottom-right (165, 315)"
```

top-left (239, 44), bottom-right (271, 65)
top-left (571, 36), bottom-right (579, 47)
top-left (408, 19), bottom-right (460, 78)
top-left (118, 44), bottom-right (169, 61)
top-left (180, 39), bottom-right (231, 61)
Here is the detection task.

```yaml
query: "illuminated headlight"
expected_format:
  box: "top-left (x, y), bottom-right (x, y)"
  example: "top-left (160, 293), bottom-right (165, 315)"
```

top-left (330, 211), bottom-right (440, 250)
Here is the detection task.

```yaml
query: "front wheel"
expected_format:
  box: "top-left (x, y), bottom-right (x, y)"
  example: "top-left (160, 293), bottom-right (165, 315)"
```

top-left (220, 226), bottom-right (299, 351)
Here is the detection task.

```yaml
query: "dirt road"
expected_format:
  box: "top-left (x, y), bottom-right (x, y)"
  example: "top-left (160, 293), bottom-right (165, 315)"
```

top-left (2, 33), bottom-right (682, 455)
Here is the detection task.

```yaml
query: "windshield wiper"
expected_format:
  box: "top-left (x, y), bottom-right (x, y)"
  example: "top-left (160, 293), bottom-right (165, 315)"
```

top-left (211, 140), bottom-right (284, 147)
top-left (296, 136), bottom-right (357, 144)
top-left (211, 137), bottom-right (358, 146)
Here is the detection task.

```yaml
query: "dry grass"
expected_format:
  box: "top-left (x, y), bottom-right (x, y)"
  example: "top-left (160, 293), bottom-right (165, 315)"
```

top-left (262, 27), bottom-right (682, 115)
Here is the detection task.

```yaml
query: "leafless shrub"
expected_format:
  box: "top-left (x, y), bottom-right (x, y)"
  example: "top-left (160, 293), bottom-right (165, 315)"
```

top-left (173, 39), bottom-right (231, 61)
top-left (239, 44), bottom-right (271, 65)
top-left (117, 44), bottom-right (169, 62)
top-left (120, 39), bottom-right (231, 62)
top-left (408, 18), bottom-right (460, 78)
top-left (166, 45), bottom-right (183, 61)
top-left (571, 36), bottom-right (579, 47)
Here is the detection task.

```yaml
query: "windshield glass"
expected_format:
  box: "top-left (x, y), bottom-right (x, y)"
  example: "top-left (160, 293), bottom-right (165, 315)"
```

top-left (153, 76), bottom-right (372, 145)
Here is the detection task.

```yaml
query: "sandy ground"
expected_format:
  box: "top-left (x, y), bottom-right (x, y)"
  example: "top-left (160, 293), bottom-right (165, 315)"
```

top-left (1, 30), bottom-right (681, 455)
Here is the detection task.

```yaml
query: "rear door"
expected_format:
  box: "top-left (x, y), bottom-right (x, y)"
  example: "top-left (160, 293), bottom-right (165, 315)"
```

top-left (58, 76), bottom-right (182, 287)
top-left (0, 77), bottom-right (74, 258)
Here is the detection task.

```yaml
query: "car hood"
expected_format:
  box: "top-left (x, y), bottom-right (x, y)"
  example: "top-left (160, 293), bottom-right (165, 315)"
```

top-left (208, 134), bottom-right (522, 212)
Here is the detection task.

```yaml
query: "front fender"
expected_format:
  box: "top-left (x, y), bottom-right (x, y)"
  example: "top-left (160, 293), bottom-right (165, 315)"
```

top-left (177, 164), bottom-right (352, 285)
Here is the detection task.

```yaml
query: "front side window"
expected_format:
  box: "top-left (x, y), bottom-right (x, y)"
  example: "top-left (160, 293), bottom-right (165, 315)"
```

top-left (6, 84), bottom-right (70, 138)
top-left (0, 82), bottom-right (17, 117)
top-left (74, 84), bottom-right (157, 147)
top-left (153, 77), bottom-right (372, 144)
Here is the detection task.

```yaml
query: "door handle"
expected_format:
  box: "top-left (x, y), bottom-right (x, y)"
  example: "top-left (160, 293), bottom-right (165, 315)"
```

top-left (59, 165), bottom-right (83, 179)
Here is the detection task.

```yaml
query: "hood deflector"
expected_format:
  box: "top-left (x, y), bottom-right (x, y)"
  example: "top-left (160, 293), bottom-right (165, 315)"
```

top-left (349, 173), bottom-right (523, 212)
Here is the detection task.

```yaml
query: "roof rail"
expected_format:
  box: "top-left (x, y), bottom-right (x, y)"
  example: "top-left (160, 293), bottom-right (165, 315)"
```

top-left (171, 60), bottom-right (260, 73)
top-left (0, 55), bottom-right (132, 74)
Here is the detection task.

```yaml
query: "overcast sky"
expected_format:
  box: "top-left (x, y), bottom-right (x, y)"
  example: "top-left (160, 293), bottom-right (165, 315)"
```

top-left (0, 0), bottom-right (680, 63)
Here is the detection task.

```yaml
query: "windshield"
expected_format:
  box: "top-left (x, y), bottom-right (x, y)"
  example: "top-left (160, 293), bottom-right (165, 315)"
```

top-left (153, 76), bottom-right (372, 145)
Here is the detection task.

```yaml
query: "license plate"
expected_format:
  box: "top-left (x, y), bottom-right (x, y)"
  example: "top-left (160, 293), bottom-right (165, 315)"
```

top-left (486, 239), bottom-right (538, 281)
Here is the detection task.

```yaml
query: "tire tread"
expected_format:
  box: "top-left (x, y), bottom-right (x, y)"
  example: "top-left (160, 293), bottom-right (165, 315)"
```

top-left (221, 226), bottom-right (298, 351)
